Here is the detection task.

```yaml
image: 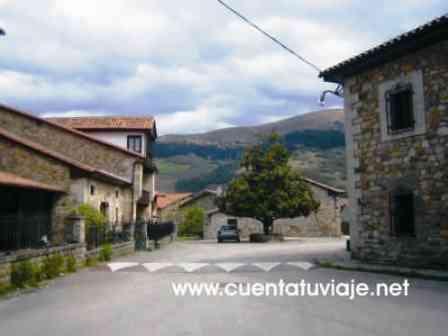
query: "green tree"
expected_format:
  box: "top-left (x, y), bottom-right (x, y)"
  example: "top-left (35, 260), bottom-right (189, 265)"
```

top-left (178, 207), bottom-right (205, 237)
top-left (216, 134), bottom-right (320, 235)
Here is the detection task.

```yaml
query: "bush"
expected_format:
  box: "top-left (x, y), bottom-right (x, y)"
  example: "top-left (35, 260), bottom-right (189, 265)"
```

top-left (65, 255), bottom-right (77, 273)
top-left (85, 256), bottom-right (98, 267)
top-left (99, 244), bottom-right (113, 262)
top-left (178, 207), bottom-right (204, 237)
top-left (42, 254), bottom-right (65, 279)
top-left (10, 260), bottom-right (36, 288)
top-left (73, 204), bottom-right (107, 228)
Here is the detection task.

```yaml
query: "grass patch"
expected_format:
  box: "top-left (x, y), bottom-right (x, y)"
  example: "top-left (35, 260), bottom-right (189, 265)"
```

top-left (0, 283), bottom-right (16, 298)
top-left (156, 159), bottom-right (191, 175)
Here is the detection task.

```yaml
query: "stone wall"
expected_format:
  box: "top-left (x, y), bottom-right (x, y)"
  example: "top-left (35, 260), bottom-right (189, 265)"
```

top-left (204, 185), bottom-right (344, 240)
top-left (0, 136), bottom-right (78, 243)
top-left (0, 136), bottom-right (136, 244)
top-left (72, 178), bottom-right (134, 228)
top-left (0, 244), bottom-right (86, 285)
top-left (0, 242), bottom-right (135, 286)
top-left (343, 41), bottom-right (448, 268)
top-left (0, 106), bottom-right (138, 180)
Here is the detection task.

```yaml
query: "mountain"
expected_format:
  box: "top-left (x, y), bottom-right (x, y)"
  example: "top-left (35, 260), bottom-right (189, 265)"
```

top-left (155, 109), bottom-right (346, 193)
top-left (159, 109), bottom-right (344, 146)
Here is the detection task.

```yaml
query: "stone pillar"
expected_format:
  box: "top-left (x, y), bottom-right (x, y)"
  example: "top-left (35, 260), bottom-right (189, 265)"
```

top-left (66, 215), bottom-right (86, 244)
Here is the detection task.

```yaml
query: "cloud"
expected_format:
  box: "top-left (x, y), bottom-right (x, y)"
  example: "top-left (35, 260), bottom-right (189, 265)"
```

top-left (0, 0), bottom-right (445, 134)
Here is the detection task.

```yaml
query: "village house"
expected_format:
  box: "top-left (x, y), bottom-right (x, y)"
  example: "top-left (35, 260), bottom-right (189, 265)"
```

top-left (173, 183), bottom-right (346, 240)
top-left (0, 104), bottom-right (157, 254)
top-left (152, 192), bottom-right (193, 222)
top-left (203, 179), bottom-right (346, 240)
top-left (320, 14), bottom-right (448, 268)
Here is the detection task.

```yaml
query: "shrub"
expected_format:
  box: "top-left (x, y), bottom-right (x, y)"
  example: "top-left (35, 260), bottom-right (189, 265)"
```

top-left (65, 255), bottom-right (77, 273)
top-left (73, 204), bottom-right (107, 229)
top-left (10, 260), bottom-right (37, 288)
top-left (42, 254), bottom-right (65, 279)
top-left (85, 256), bottom-right (98, 267)
top-left (178, 207), bottom-right (204, 237)
top-left (99, 244), bottom-right (113, 262)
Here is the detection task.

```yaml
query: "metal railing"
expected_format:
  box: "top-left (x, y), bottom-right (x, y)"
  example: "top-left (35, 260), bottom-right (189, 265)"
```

top-left (147, 221), bottom-right (175, 242)
top-left (86, 224), bottom-right (132, 250)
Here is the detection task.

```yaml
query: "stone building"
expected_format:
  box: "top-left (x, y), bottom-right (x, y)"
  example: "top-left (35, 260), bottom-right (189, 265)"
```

top-left (0, 104), bottom-right (157, 251)
top-left (320, 14), bottom-right (448, 268)
top-left (152, 192), bottom-right (192, 222)
top-left (47, 116), bottom-right (157, 159)
top-left (197, 180), bottom-right (346, 240)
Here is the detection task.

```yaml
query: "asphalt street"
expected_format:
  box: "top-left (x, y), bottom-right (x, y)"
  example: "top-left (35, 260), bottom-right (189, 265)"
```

top-left (0, 239), bottom-right (447, 336)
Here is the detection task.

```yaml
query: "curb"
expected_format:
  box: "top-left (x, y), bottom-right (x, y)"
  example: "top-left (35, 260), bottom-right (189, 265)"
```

top-left (317, 260), bottom-right (448, 281)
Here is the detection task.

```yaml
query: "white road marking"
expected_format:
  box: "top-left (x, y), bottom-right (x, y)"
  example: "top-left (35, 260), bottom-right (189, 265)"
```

top-left (142, 263), bottom-right (174, 272)
top-left (178, 263), bottom-right (209, 273)
top-left (107, 262), bottom-right (140, 272)
top-left (287, 262), bottom-right (315, 271)
top-left (252, 262), bottom-right (281, 272)
top-left (215, 263), bottom-right (246, 272)
top-left (106, 262), bottom-right (316, 272)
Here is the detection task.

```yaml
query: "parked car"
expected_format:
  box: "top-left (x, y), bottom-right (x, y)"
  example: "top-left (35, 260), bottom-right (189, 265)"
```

top-left (217, 225), bottom-right (240, 243)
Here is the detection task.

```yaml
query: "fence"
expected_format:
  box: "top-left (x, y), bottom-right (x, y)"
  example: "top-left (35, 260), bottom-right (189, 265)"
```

top-left (86, 224), bottom-right (132, 250)
top-left (147, 222), bottom-right (175, 242)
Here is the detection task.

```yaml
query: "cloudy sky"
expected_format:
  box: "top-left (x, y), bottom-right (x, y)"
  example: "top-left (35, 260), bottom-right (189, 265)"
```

top-left (0, 1), bottom-right (446, 135)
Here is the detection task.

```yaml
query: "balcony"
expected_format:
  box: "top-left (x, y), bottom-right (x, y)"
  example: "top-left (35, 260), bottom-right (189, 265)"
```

top-left (143, 157), bottom-right (158, 174)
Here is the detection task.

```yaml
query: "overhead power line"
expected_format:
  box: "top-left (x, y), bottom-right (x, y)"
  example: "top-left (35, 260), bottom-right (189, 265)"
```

top-left (216, 0), bottom-right (322, 73)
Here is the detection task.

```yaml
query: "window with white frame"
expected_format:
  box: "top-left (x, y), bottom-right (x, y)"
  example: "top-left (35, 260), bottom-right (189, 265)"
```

top-left (378, 70), bottom-right (426, 141)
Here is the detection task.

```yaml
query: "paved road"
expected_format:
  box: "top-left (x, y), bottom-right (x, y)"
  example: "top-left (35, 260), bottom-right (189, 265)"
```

top-left (0, 239), bottom-right (447, 336)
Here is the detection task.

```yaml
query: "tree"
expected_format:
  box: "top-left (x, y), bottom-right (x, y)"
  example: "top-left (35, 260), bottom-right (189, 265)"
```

top-left (216, 134), bottom-right (320, 235)
top-left (178, 207), bottom-right (205, 237)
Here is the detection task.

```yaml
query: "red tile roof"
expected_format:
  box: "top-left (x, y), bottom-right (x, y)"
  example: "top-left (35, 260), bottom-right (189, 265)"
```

top-left (0, 127), bottom-right (132, 186)
top-left (47, 116), bottom-right (155, 131)
top-left (155, 193), bottom-right (192, 210)
top-left (0, 104), bottom-right (145, 159)
top-left (0, 171), bottom-right (65, 192)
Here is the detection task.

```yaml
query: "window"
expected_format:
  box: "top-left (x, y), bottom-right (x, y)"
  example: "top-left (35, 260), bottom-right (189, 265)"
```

top-left (115, 207), bottom-right (119, 224)
top-left (390, 191), bottom-right (415, 237)
top-left (378, 70), bottom-right (425, 141)
top-left (100, 202), bottom-right (109, 219)
top-left (90, 185), bottom-right (95, 196)
top-left (127, 135), bottom-right (143, 154)
top-left (385, 83), bottom-right (415, 134)
top-left (227, 218), bottom-right (238, 228)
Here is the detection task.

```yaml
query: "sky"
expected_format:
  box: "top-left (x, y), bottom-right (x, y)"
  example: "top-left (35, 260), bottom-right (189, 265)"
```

top-left (0, 1), bottom-right (446, 135)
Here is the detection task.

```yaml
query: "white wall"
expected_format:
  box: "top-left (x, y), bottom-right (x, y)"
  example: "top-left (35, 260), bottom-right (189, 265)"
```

top-left (86, 131), bottom-right (147, 155)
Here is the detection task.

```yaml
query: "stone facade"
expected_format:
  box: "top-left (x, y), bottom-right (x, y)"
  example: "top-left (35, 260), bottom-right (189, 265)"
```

top-left (204, 183), bottom-right (346, 240)
top-left (340, 41), bottom-right (448, 268)
top-left (0, 105), bottom-right (156, 249)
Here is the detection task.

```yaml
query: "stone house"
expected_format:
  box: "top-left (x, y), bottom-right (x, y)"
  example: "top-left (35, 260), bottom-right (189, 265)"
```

top-left (47, 116), bottom-right (157, 159)
top-left (0, 104), bottom-right (157, 252)
top-left (320, 14), bottom-right (448, 268)
top-left (183, 181), bottom-right (346, 240)
top-left (152, 192), bottom-right (192, 222)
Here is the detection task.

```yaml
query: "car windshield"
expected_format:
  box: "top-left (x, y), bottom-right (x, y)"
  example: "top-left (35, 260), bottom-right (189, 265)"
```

top-left (221, 226), bottom-right (235, 231)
